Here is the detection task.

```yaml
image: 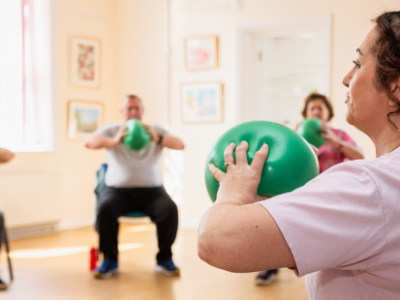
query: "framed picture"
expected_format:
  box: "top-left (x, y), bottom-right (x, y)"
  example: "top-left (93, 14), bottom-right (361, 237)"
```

top-left (70, 36), bottom-right (101, 89)
top-left (181, 83), bottom-right (224, 123)
top-left (184, 36), bottom-right (219, 71)
top-left (67, 100), bottom-right (104, 140)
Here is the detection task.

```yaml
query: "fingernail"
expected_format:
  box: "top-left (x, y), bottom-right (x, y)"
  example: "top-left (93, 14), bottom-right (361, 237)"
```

top-left (261, 143), bottom-right (268, 150)
top-left (241, 141), bottom-right (246, 146)
top-left (208, 164), bottom-right (213, 170)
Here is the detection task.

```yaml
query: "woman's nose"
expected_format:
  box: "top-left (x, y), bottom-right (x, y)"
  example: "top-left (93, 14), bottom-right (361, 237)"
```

top-left (343, 69), bottom-right (354, 88)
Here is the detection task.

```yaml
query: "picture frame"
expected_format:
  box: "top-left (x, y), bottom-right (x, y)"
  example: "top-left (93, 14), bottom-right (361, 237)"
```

top-left (70, 36), bottom-right (101, 89)
top-left (181, 82), bottom-right (224, 124)
top-left (67, 100), bottom-right (104, 140)
top-left (184, 36), bottom-right (219, 71)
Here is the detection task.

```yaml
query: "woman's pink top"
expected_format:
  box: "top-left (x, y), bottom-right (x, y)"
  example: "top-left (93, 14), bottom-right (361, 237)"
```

top-left (259, 146), bottom-right (400, 300)
top-left (318, 128), bottom-right (357, 173)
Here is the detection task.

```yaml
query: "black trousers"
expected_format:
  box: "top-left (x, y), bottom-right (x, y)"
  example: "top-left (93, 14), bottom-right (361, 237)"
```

top-left (96, 186), bottom-right (178, 263)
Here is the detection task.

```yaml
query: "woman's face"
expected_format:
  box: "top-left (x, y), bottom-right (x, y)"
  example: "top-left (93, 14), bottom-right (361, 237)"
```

top-left (342, 28), bottom-right (389, 132)
top-left (305, 99), bottom-right (331, 122)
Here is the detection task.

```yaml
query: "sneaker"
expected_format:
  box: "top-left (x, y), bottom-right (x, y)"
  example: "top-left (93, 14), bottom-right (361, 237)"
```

top-left (0, 278), bottom-right (7, 291)
top-left (255, 269), bottom-right (279, 286)
top-left (94, 259), bottom-right (119, 279)
top-left (154, 259), bottom-right (180, 277)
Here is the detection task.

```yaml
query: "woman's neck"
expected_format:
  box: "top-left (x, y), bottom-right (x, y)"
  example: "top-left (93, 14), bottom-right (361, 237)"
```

top-left (371, 125), bottom-right (400, 157)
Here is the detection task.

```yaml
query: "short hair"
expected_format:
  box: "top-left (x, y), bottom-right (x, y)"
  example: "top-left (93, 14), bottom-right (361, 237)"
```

top-left (120, 94), bottom-right (142, 108)
top-left (301, 93), bottom-right (334, 121)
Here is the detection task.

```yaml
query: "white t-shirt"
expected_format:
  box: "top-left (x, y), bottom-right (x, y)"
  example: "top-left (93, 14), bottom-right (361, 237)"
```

top-left (95, 122), bottom-right (169, 188)
top-left (259, 146), bottom-right (400, 300)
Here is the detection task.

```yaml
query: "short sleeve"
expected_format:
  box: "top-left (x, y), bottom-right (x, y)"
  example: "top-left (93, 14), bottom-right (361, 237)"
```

top-left (258, 162), bottom-right (386, 277)
top-left (341, 130), bottom-right (357, 146)
top-left (152, 124), bottom-right (170, 136)
top-left (94, 123), bottom-right (120, 138)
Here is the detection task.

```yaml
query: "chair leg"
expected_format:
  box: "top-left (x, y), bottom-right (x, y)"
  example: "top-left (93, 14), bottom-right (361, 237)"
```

top-left (3, 229), bottom-right (13, 281)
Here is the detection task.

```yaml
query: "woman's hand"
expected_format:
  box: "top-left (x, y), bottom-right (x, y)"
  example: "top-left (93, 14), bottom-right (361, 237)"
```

top-left (320, 124), bottom-right (341, 148)
top-left (208, 141), bottom-right (269, 206)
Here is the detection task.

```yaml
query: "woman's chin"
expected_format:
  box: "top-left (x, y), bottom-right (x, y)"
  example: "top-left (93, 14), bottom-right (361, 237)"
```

top-left (345, 113), bottom-right (353, 125)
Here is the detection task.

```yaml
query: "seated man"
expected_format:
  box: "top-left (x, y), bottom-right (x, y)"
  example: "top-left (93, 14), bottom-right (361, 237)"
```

top-left (85, 95), bottom-right (184, 279)
top-left (0, 147), bottom-right (15, 290)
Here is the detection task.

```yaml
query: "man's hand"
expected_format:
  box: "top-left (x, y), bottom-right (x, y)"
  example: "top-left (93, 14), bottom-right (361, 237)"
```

top-left (111, 125), bottom-right (128, 147)
top-left (143, 124), bottom-right (160, 143)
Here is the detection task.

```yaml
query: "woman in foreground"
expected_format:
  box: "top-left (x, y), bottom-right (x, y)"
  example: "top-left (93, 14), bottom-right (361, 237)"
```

top-left (198, 12), bottom-right (400, 299)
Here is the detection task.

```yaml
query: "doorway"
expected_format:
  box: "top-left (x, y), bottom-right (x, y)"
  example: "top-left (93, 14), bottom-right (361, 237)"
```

top-left (237, 15), bottom-right (332, 128)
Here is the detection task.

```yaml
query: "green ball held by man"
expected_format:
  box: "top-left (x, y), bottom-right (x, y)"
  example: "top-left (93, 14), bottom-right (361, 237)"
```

top-left (123, 119), bottom-right (151, 151)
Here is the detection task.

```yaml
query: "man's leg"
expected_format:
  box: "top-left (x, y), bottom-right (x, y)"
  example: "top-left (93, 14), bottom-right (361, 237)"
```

top-left (96, 187), bottom-right (123, 262)
top-left (139, 187), bottom-right (178, 264)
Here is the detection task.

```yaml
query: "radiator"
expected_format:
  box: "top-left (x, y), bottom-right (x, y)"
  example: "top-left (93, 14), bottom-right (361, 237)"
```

top-left (0, 173), bottom-right (63, 231)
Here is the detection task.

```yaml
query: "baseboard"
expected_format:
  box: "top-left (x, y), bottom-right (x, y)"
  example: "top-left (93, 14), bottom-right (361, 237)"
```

top-left (179, 217), bottom-right (201, 229)
top-left (57, 216), bottom-right (95, 231)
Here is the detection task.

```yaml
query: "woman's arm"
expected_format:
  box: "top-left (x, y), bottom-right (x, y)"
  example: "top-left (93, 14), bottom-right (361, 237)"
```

top-left (198, 142), bottom-right (295, 272)
top-left (320, 125), bottom-right (364, 160)
top-left (0, 148), bottom-right (15, 163)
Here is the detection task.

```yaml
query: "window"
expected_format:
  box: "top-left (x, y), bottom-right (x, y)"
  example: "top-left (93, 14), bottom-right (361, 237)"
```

top-left (0, 0), bottom-right (53, 152)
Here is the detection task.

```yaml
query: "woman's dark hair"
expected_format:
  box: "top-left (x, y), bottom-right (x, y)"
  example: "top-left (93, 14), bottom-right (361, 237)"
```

top-left (301, 93), bottom-right (334, 121)
top-left (373, 12), bottom-right (400, 129)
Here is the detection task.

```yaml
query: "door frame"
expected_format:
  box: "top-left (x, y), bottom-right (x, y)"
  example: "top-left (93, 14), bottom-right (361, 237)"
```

top-left (235, 14), bottom-right (332, 123)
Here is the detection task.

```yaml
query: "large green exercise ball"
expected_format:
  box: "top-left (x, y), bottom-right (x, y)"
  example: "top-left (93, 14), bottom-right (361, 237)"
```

top-left (123, 119), bottom-right (151, 151)
top-left (296, 118), bottom-right (326, 148)
top-left (205, 121), bottom-right (319, 202)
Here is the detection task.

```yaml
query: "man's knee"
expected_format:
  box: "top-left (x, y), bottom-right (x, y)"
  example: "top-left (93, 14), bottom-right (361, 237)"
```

top-left (157, 196), bottom-right (178, 221)
top-left (97, 197), bottom-right (119, 220)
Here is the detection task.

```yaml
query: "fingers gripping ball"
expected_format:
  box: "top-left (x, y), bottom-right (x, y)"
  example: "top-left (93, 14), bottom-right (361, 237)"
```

top-left (296, 118), bottom-right (326, 148)
top-left (205, 121), bottom-right (319, 202)
top-left (123, 119), bottom-right (151, 151)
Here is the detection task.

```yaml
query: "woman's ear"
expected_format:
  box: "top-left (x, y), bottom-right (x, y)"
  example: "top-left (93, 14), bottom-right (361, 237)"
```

top-left (389, 77), bottom-right (400, 106)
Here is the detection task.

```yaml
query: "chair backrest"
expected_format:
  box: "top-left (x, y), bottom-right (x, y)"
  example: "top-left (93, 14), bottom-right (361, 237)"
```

top-left (94, 164), bottom-right (147, 218)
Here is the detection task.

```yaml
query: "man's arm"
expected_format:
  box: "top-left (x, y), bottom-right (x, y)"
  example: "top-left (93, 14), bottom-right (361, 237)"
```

top-left (84, 125), bottom-right (126, 150)
top-left (143, 124), bottom-right (185, 150)
top-left (0, 148), bottom-right (15, 163)
top-left (160, 136), bottom-right (185, 150)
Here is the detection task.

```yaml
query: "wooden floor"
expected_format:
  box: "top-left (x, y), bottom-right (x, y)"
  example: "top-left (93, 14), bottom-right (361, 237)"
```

top-left (0, 224), bottom-right (309, 300)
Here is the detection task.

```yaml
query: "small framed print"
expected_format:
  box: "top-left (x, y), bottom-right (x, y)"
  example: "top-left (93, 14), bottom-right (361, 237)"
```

top-left (184, 36), bottom-right (219, 71)
top-left (181, 82), bottom-right (224, 124)
top-left (67, 100), bottom-right (104, 140)
top-left (70, 36), bottom-right (101, 89)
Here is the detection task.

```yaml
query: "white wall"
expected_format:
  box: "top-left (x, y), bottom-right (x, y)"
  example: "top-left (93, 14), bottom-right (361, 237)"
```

top-left (169, 0), bottom-right (400, 226)
top-left (116, 0), bottom-right (169, 126)
top-left (0, 0), bottom-right (119, 229)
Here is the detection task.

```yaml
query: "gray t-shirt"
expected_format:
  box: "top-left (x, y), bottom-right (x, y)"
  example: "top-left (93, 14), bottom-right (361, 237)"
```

top-left (95, 122), bottom-right (169, 188)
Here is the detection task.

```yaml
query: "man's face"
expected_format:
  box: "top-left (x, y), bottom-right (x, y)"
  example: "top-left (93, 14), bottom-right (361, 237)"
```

top-left (121, 97), bottom-right (144, 121)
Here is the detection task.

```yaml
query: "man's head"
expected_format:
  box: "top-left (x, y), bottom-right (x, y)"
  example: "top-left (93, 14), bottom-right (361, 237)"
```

top-left (120, 95), bottom-right (144, 121)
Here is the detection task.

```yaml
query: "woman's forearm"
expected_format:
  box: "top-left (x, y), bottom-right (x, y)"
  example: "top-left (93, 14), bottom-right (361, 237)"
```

top-left (341, 142), bottom-right (364, 160)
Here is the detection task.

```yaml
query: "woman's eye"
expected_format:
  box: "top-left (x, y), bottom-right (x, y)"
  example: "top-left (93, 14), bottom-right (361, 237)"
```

top-left (352, 60), bottom-right (361, 70)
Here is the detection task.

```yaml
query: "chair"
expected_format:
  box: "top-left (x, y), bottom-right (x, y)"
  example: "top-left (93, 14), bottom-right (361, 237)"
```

top-left (0, 210), bottom-right (14, 283)
top-left (94, 163), bottom-right (149, 221)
